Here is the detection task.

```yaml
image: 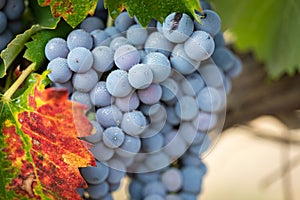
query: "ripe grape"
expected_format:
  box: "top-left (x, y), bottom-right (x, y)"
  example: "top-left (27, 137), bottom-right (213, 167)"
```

top-left (72, 68), bottom-right (98, 92)
top-left (47, 57), bottom-right (72, 83)
top-left (162, 12), bottom-right (194, 43)
top-left (45, 38), bottom-right (69, 61)
top-left (67, 29), bottom-right (93, 50)
top-left (184, 30), bottom-right (215, 61)
top-left (67, 47), bottom-right (93, 73)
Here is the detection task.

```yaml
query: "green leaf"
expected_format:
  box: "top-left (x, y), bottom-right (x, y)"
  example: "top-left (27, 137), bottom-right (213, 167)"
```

top-left (0, 25), bottom-right (43, 78)
top-left (28, 0), bottom-right (61, 28)
top-left (105, 0), bottom-right (201, 27)
top-left (212, 0), bottom-right (300, 79)
top-left (24, 21), bottom-right (72, 67)
top-left (37, 0), bottom-right (98, 28)
top-left (0, 72), bottom-right (95, 199)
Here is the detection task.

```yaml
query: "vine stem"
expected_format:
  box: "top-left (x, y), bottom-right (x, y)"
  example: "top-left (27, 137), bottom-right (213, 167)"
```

top-left (2, 63), bottom-right (36, 101)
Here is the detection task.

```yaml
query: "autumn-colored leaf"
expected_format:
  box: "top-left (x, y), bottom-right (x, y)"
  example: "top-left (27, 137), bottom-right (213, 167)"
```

top-left (37, 0), bottom-right (98, 28)
top-left (0, 72), bottom-right (96, 199)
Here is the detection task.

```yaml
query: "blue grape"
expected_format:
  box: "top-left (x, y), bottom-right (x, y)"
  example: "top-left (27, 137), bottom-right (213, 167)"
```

top-left (86, 182), bottom-right (109, 199)
top-left (92, 46), bottom-right (114, 72)
top-left (195, 10), bottom-right (221, 36)
top-left (142, 52), bottom-right (171, 83)
top-left (109, 36), bottom-right (130, 51)
top-left (137, 83), bottom-right (162, 105)
top-left (96, 105), bottom-right (122, 128)
top-left (192, 111), bottom-right (218, 132)
top-left (82, 120), bottom-right (103, 144)
top-left (212, 47), bottom-right (235, 71)
top-left (103, 127), bottom-right (125, 148)
top-left (126, 24), bottom-right (148, 46)
top-left (90, 142), bottom-right (114, 161)
top-left (106, 69), bottom-right (133, 97)
top-left (141, 132), bottom-right (164, 152)
top-left (104, 26), bottom-right (121, 38)
top-left (47, 57), bottom-right (72, 83)
top-left (180, 72), bottom-right (205, 96)
top-left (67, 29), bottom-right (93, 50)
top-left (91, 29), bottom-right (111, 47)
top-left (166, 106), bottom-right (180, 126)
top-left (178, 122), bottom-right (197, 144)
top-left (164, 131), bottom-right (187, 159)
top-left (145, 31), bottom-right (174, 57)
top-left (67, 47), bottom-right (93, 73)
top-left (121, 111), bottom-right (147, 136)
top-left (170, 43), bottom-right (200, 75)
top-left (90, 81), bottom-right (112, 107)
top-left (198, 63), bottom-right (224, 88)
top-left (143, 181), bottom-right (166, 197)
top-left (115, 91), bottom-right (140, 112)
top-left (45, 38), bottom-right (69, 61)
top-left (160, 78), bottom-right (178, 102)
top-left (0, 30), bottom-right (13, 50)
top-left (3, 0), bottom-right (24, 20)
top-left (136, 171), bottom-right (160, 184)
top-left (196, 86), bottom-right (224, 113)
top-left (214, 32), bottom-right (226, 47)
top-left (182, 166), bottom-right (204, 194)
top-left (162, 12), bottom-right (194, 43)
top-left (72, 68), bottom-right (98, 92)
top-left (184, 30), bottom-right (215, 61)
top-left (128, 64), bottom-right (153, 89)
top-left (80, 161), bottom-right (109, 184)
top-left (161, 168), bottom-right (183, 192)
top-left (226, 56), bottom-right (243, 78)
top-left (79, 16), bottom-right (105, 32)
top-left (175, 95), bottom-right (198, 121)
top-left (0, 11), bottom-right (7, 33)
top-left (129, 180), bottom-right (144, 200)
top-left (114, 44), bottom-right (140, 70)
top-left (181, 152), bottom-right (203, 167)
top-left (116, 135), bottom-right (141, 158)
top-left (71, 91), bottom-right (92, 111)
top-left (114, 11), bottom-right (134, 32)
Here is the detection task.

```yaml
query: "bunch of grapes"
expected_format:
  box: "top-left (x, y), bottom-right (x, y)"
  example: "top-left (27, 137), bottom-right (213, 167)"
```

top-left (45, 0), bottom-right (242, 199)
top-left (0, 0), bottom-right (25, 51)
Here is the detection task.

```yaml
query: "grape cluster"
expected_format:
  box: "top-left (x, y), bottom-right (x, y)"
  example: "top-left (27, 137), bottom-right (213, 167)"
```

top-left (45, 0), bottom-right (242, 199)
top-left (0, 0), bottom-right (25, 51)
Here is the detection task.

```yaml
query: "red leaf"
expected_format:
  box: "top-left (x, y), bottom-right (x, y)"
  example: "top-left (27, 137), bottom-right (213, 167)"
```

top-left (0, 73), bottom-right (96, 199)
